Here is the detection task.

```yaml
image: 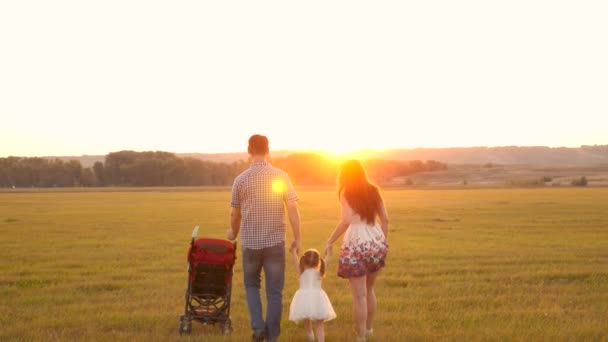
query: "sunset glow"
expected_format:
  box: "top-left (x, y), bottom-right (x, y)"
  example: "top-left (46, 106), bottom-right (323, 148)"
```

top-left (1, 2), bottom-right (607, 157)
top-left (311, 148), bottom-right (386, 162)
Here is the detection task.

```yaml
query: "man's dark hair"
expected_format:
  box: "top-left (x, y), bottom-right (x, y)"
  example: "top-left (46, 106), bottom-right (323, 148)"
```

top-left (248, 134), bottom-right (269, 155)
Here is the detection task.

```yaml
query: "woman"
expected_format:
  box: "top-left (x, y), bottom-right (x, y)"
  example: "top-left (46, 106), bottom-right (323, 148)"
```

top-left (325, 160), bottom-right (389, 341)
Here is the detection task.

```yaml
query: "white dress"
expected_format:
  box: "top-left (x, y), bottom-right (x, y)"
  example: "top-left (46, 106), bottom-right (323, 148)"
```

top-left (288, 269), bottom-right (337, 322)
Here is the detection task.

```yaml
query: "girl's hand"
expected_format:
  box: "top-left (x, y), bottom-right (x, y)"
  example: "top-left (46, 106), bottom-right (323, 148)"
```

top-left (289, 245), bottom-right (298, 255)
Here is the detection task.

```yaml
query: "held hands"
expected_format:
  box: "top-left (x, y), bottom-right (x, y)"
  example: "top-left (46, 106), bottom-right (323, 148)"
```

top-left (324, 242), bottom-right (332, 264)
top-left (290, 239), bottom-right (301, 256)
top-left (289, 244), bottom-right (298, 255)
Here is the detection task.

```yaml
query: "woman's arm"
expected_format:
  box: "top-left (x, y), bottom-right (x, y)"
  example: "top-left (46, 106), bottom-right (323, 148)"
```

top-left (325, 197), bottom-right (353, 257)
top-left (378, 197), bottom-right (389, 238)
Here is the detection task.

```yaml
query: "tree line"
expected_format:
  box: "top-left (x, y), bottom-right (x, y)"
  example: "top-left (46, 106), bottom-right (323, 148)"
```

top-left (0, 151), bottom-right (447, 188)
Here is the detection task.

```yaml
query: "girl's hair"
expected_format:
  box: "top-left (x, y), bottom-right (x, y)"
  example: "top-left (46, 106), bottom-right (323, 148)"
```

top-left (299, 249), bottom-right (326, 277)
top-left (338, 159), bottom-right (382, 225)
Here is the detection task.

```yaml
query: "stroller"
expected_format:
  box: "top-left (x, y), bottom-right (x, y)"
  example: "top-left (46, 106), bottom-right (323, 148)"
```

top-left (179, 226), bottom-right (237, 335)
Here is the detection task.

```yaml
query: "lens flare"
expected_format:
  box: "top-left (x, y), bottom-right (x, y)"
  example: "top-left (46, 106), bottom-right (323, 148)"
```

top-left (272, 179), bottom-right (286, 193)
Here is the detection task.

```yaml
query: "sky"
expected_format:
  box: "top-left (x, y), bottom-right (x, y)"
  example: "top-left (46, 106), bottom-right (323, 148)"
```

top-left (1, 1), bottom-right (607, 157)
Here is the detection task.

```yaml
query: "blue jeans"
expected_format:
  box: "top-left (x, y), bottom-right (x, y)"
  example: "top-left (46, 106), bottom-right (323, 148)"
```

top-left (242, 242), bottom-right (285, 340)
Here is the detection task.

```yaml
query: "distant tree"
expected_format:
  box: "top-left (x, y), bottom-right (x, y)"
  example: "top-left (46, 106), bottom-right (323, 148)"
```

top-left (408, 160), bottom-right (425, 173)
top-left (104, 151), bottom-right (140, 185)
top-left (65, 160), bottom-right (83, 186)
top-left (97, 151), bottom-right (249, 186)
top-left (93, 161), bottom-right (106, 186)
top-left (80, 168), bottom-right (96, 187)
top-left (571, 176), bottom-right (588, 187)
top-left (0, 157), bottom-right (91, 187)
top-left (506, 178), bottom-right (546, 187)
top-left (0, 152), bottom-right (447, 188)
top-left (425, 160), bottom-right (448, 171)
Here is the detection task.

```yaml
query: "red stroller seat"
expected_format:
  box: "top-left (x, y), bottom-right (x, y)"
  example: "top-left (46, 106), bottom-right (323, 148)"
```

top-left (179, 227), bottom-right (236, 335)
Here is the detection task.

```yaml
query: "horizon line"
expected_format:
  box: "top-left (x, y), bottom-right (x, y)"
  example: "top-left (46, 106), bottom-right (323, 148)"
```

top-left (2, 144), bottom-right (608, 158)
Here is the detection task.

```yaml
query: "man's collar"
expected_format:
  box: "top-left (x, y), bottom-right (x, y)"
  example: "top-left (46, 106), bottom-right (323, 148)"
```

top-left (251, 160), bottom-right (269, 167)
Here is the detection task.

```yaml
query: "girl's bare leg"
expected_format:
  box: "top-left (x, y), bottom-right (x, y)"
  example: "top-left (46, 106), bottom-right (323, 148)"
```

top-left (349, 276), bottom-right (368, 339)
top-left (313, 320), bottom-right (325, 342)
top-left (304, 319), bottom-right (314, 341)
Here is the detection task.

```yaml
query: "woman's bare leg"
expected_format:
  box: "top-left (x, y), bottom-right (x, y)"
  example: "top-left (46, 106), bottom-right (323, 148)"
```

top-left (313, 320), bottom-right (325, 342)
top-left (349, 276), bottom-right (368, 338)
top-left (365, 270), bottom-right (380, 333)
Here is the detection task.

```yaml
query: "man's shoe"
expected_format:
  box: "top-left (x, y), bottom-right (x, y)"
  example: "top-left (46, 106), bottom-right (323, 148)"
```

top-left (251, 333), bottom-right (265, 342)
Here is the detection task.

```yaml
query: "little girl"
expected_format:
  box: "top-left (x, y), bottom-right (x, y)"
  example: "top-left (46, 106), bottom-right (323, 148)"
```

top-left (289, 248), bottom-right (337, 342)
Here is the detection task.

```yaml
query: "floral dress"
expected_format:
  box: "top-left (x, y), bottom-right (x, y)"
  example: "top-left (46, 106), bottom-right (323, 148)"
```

top-left (337, 213), bottom-right (389, 278)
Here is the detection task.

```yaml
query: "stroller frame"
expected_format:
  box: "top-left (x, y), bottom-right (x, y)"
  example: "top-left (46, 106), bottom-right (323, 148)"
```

top-left (179, 226), bottom-right (237, 335)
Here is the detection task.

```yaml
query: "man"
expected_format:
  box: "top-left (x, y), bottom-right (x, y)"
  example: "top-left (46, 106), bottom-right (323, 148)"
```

top-left (227, 134), bottom-right (301, 342)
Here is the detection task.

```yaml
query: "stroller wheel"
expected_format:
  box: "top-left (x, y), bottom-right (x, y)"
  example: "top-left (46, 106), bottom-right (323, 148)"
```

top-left (178, 315), bottom-right (192, 335)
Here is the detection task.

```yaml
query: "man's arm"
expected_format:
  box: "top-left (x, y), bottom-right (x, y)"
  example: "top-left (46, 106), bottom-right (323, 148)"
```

top-left (228, 178), bottom-right (241, 241)
top-left (227, 207), bottom-right (241, 240)
top-left (286, 200), bottom-right (301, 254)
top-left (291, 248), bottom-right (301, 276)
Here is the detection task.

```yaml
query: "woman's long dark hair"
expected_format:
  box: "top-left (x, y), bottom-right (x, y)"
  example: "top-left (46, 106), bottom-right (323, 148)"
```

top-left (338, 160), bottom-right (381, 225)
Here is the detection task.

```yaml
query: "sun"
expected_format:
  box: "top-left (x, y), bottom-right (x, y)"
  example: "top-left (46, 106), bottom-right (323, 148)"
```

top-left (317, 148), bottom-right (353, 160)
top-left (314, 147), bottom-right (385, 162)
top-left (307, 141), bottom-right (357, 158)
top-left (292, 139), bottom-right (389, 161)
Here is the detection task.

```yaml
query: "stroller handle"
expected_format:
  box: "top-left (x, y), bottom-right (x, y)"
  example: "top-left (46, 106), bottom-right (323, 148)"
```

top-left (192, 226), bottom-right (199, 239)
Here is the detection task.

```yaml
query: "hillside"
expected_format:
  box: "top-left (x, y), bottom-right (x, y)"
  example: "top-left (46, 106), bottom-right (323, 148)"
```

top-left (374, 145), bottom-right (608, 165)
top-left (395, 164), bottom-right (608, 188)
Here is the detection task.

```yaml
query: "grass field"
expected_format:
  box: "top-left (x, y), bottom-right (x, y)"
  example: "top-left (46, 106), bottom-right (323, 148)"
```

top-left (1, 188), bottom-right (607, 341)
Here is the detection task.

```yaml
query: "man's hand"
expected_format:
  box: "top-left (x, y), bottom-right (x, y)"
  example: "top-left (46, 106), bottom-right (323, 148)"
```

top-left (226, 228), bottom-right (236, 241)
top-left (229, 207), bottom-right (241, 241)
top-left (289, 245), bottom-right (298, 255)
top-left (290, 239), bottom-right (301, 255)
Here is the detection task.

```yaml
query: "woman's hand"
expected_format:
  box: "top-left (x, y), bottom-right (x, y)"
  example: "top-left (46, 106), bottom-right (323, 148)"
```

top-left (324, 243), bottom-right (332, 259)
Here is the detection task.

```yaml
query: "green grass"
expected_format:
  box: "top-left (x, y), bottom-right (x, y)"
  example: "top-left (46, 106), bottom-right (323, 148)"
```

top-left (1, 188), bottom-right (607, 341)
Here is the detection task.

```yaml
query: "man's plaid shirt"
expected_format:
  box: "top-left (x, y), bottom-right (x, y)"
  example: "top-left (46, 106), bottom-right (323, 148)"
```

top-left (230, 160), bottom-right (298, 249)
